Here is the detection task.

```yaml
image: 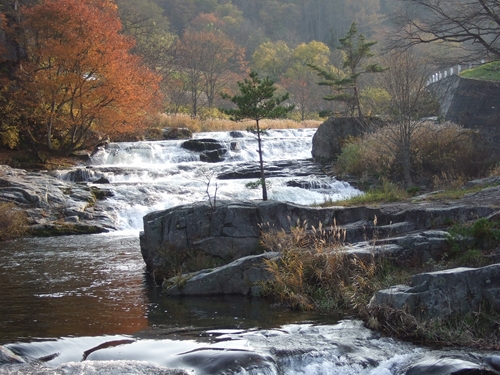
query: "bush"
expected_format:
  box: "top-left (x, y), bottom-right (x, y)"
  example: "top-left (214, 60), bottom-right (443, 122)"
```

top-left (0, 202), bottom-right (28, 241)
top-left (336, 121), bottom-right (490, 186)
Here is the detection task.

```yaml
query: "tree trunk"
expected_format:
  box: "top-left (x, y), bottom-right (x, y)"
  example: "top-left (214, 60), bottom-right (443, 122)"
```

top-left (256, 119), bottom-right (268, 200)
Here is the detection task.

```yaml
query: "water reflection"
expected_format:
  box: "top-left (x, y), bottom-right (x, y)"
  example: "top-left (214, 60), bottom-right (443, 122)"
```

top-left (0, 234), bottom-right (149, 344)
top-left (0, 233), bottom-right (339, 346)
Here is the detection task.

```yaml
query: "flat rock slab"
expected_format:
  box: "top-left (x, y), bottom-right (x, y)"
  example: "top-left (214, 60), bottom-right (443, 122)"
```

top-left (370, 263), bottom-right (500, 319)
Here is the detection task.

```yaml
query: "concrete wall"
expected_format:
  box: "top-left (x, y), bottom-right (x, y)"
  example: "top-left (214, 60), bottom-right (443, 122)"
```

top-left (429, 75), bottom-right (500, 145)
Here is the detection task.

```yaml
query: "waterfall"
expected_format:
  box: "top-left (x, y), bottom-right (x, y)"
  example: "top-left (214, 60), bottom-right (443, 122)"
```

top-left (59, 129), bottom-right (361, 231)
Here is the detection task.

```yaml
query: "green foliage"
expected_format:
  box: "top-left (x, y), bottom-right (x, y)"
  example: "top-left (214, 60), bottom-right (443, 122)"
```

top-left (448, 218), bottom-right (500, 255)
top-left (461, 61), bottom-right (500, 81)
top-left (221, 71), bottom-right (294, 122)
top-left (309, 22), bottom-right (385, 118)
top-left (221, 71), bottom-right (293, 200)
top-left (325, 179), bottom-right (410, 207)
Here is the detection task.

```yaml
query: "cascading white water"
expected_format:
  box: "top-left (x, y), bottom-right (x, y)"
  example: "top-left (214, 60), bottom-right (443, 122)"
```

top-left (78, 129), bottom-right (361, 231)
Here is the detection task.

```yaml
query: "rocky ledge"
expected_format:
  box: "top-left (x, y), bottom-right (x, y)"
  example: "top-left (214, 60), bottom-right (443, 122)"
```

top-left (141, 183), bottom-right (500, 320)
top-left (0, 165), bottom-right (115, 235)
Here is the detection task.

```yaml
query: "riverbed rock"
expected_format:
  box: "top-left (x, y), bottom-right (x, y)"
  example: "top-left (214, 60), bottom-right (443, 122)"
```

top-left (0, 346), bottom-right (25, 365)
top-left (0, 165), bottom-right (115, 234)
top-left (140, 188), bottom-right (499, 293)
top-left (163, 252), bottom-right (279, 296)
top-left (369, 263), bottom-right (500, 319)
top-left (403, 357), bottom-right (490, 375)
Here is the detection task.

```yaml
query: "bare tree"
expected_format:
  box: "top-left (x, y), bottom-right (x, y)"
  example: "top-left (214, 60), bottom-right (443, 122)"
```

top-left (379, 48), bottom-right (438, 187)
top-left (390, 0), bottom-right (500, 61)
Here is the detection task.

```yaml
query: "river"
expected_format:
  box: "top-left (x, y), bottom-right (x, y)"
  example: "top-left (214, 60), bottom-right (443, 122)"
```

top-left (0, 129), bottom-right (493, 374)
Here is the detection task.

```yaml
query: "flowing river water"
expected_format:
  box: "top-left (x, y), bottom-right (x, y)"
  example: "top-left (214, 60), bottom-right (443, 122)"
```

top-left (0, 129), bottom-right (493, 374)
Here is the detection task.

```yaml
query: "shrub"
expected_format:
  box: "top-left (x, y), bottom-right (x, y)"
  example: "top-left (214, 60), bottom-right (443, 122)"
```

top-left (0, 202), bottom-right (28, 241)
top-left (336, 121), bottom-right (490, 186)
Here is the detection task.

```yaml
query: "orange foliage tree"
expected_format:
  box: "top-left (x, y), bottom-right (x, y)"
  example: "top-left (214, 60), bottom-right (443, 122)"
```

top-left (16, 0), bottom-right (161, 155)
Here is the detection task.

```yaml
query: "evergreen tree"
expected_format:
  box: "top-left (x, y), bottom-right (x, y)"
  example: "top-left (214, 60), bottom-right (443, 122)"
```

top-left (221, 71), bottom-right (293, 200)
top-left (309, 22), bottom-right (385, 119)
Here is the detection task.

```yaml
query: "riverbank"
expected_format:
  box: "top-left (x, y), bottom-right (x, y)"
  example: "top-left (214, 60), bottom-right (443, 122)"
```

top-left (140, 181), bottom-right (500, 350)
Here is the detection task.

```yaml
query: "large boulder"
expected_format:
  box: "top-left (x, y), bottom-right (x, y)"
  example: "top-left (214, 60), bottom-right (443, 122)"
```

top-left (140, 200), bottom-right (339, 273)
top-left (311, 117), bottom-right (370, 162)
top-left (369, 263), bottom-right (500, 319)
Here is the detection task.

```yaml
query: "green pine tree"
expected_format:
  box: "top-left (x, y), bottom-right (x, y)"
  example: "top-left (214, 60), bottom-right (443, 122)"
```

top-left (221, 71), bottom-right (293, 200)
top-left (309, 22), bottom-right (385, 119)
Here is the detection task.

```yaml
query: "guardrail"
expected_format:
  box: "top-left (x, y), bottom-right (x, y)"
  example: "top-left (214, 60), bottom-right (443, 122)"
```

top-left (426, 60), bottom-right (486, 85)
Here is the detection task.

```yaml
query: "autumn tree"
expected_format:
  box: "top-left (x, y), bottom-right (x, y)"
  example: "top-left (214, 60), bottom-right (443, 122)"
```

top-left (176, 29), bottom-right (244, 116)
top-left (309, 22), bottom-right (385, 119)
top-left (16, 0), bottom-right (161, 155)
top-left (251, 40), bottom-right (291, 81)
top-left (221, 71), bottom-right (293, 201)
top-left (283, 41), bottom-right (331, 120)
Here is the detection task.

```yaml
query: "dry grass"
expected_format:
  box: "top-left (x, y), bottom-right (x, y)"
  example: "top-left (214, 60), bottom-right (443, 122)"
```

top-left (259, 219), bottom-right (386, 312)
top-left (0, 202), bottom-right (28, 241)
top-left (147, 113), bottom-right (321, 133)
top-left (337, 121), bottom-right (490, 187)
top-left (259, 217), bottom-right (500, 349)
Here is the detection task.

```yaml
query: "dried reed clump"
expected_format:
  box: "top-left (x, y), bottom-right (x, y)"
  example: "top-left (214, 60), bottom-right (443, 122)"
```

top-left (0, 202), bottom-right (28, 241)
top-left (259, 218), bottom-right (380, 312)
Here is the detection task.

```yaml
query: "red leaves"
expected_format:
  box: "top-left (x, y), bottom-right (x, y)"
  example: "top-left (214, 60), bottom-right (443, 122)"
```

top-left (18, 0), bottom-right (162, 153)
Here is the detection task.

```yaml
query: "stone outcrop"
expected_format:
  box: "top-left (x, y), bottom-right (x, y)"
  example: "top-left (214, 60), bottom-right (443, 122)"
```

top-left (181, 138), bottom-right (229, 162)
top-left (0, 165), bottom-right (115, 235)
top-left (140, 186), bottom-right (500, 300)
top-left (402, 357), bottom-right (492, 375)
top-left (311, 117), bottom-right (368, 162)
top-left (163, 252), bottom-right (279, 296)
top-left (370, 264), bottom-right (500, 319)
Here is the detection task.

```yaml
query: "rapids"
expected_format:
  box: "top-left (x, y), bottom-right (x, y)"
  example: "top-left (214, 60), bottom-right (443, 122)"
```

top-left (0, 129), bottom-right (495, 374)
top-left (56, 128), bottom-right (361, 231)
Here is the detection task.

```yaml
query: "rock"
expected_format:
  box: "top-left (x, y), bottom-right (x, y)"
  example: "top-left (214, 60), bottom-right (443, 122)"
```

top-left (0, 346), bottom-right (25, 364)
top-left (403, 357), bottom-right (488, 375)
top-left (286, 180), bottom-right (332, 190)
top-left (141, 196), bottom-right (498, 292)
top-left (199, 149), bottom-right (227, 163)
top-left (140, 200), bottom-right (338, 273)
top-left (164, 252), bottom-right (279, 296)
top-left (463, 176), bottom-right (500, 189)
top-left (230, 141), bottom-right (241, 151)
top-left (483, 355), bottom-right (500, 372)
top-left (162, 127), bottom-right (192, 140)
top-left (0, 165), bottom-right (116, 234)
top-left (229, 131), bottom-right (245, 138)
top-left (311, 117), bottom-right (379, 162)
top-left (181, 138), bottom-right (228, 153)
top-left (92, 177), bottom-right (110, 184)
top-left (369, 263), bottom-right (500, 319)
top-left (217, 159), bottom-right (325, 180)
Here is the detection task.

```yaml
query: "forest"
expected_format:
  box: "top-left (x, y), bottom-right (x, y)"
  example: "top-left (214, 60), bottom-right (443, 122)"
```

top-left (0, 0), bottom-right (495, 157)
